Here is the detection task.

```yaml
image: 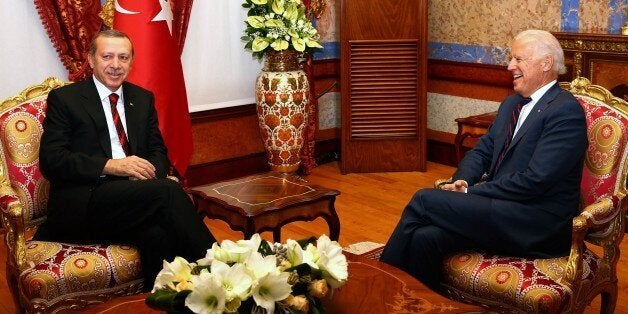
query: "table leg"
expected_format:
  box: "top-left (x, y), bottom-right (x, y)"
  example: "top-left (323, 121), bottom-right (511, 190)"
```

top-left (273, 229), bottom-right (282, 243)
top-left (454, 125), bottom-right (465, 163)
top-left (326, 199), bottom-right (340, 241)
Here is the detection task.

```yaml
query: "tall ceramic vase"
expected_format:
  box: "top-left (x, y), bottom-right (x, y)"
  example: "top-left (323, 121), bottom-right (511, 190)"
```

top-left (255, 50), bottom-right (309, 173)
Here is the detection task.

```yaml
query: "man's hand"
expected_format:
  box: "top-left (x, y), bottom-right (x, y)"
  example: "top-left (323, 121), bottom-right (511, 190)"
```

top-left (103, 156), bottom-right (156, 180)
top-left (440, 179), bottom-right (468, 193)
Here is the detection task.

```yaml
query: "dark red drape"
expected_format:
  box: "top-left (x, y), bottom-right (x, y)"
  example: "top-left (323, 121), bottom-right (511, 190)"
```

top-left (299, 0), bottom-right (318, 174)
top-left (34, 0), bottom-right (103, 81)
top-left (172, 0), bottom-right (195, 55)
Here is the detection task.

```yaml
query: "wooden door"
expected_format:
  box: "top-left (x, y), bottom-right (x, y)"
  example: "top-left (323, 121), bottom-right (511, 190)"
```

top-left (340, 0), bottom-right (428, 174)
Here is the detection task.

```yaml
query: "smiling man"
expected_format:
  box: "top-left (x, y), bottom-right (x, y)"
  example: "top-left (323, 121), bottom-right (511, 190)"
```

top-left (380, 29), bottom-right (588, 292)
top-left (35, 29), bottom-right (216, 289)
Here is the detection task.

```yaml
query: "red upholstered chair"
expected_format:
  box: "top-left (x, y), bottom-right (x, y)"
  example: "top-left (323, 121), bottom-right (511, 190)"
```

top-left (437, 77), bottom-right (627, 313)
top-left (0, 78), bottom-right (144, 312)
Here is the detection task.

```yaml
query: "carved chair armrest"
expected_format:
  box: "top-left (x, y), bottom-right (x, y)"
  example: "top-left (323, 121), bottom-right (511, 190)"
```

top-left (561, 195), bottom-right (620, 286)
top-left (0, 183), bottom-right (28, 271)
top-left (434, 177), bottom-right (453, 189)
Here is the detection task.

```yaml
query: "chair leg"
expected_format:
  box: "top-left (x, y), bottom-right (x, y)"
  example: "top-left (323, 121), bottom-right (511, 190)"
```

top-left (600, 290), bottom-right (617, 314)
top-left (5, 267), bottom-right (23, 314)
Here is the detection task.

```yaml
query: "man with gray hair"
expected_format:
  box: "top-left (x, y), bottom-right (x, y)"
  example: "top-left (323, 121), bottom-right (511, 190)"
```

top-left (380, 29), bottom-right (588, 291)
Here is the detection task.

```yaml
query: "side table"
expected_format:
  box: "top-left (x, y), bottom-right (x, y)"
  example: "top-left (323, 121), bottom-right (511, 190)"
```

top-left (454, 111), bottom-right (496, 162)
top-left (188, 172), bottom-right (341, 242)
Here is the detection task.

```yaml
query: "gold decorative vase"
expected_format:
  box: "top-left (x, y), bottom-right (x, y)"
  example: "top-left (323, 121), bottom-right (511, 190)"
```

top-left (255, 50), bottom-right (309, 172)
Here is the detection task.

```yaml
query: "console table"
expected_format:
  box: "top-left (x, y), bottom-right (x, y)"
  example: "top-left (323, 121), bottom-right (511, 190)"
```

top-left (188, 172), bottom-right (341, 242)
top-left (454, 111), bottom-right (496, 162)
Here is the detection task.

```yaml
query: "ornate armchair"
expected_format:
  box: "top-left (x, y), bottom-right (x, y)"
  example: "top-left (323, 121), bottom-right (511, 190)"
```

top-left (438, 77), bottom-right (627, 313)
top-left (0, 78), bottom-right (144, 312)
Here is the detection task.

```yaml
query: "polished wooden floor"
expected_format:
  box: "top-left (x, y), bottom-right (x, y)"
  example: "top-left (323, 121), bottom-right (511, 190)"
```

top-left (0, 161), bottom-right (626, 313)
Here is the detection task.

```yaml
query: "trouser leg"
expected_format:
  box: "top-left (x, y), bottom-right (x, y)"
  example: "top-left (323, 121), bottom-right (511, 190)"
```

top-left (84, 179), bottom-right (216, 286)
top-left (380, 189), bottom-right (479, 291)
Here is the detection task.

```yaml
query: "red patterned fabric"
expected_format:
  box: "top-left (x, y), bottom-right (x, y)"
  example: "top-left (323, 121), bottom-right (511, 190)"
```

top-left (443, 250), bottom-right (601, 313)
top-left (0, 96), bottom-right (49, 223)
top-left (33, 0), bottom-right (103, 81)
top-left (20, 241), bottom-right (143, 303)
top-left (578, 96), bottom-right (628, 208)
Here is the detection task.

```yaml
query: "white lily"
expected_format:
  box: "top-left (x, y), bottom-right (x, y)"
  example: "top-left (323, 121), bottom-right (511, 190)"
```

top-left (245, 251), bottom-right (278, 279)
top-left (236, 234), bottom-right (263, 254)
top-left (185, 270), bottom-right (226, 314)
top-left (285, 239), bottom-right (303, 266)
top-left (312, 235), bottom-right (349, 288)
top-left (251, 271), bottom-right (292, 313)
top-left (212, 240), bottom-right (252, 264)
top-left (152, 257), bottom-right (194, 292)
top-left (211, 260), bottom-right (254, 301)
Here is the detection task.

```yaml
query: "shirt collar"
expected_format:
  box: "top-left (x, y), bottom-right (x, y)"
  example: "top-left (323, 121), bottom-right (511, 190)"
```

top-left (528, 80), bottom-right (557, 103)
top-left (92, 76), bottom-right (123, 102)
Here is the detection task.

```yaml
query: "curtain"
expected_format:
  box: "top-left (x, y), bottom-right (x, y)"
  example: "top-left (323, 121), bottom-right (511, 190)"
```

top-left (34, 0), bottom-right (194, 81)
top-left (172, 0), bottom-right (194, 54)
top-left (299, 0), bottom-right (318, 174)
top-left (33, 0), bottom-right (103, 81)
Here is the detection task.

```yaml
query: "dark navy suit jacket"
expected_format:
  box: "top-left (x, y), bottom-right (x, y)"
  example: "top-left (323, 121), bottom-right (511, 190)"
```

top-left (451, 83), bottom-right (588, 255)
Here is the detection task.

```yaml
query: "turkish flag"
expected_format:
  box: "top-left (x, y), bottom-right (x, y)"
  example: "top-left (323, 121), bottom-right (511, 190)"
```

top-left (113, 0), bottom-right (193, 177)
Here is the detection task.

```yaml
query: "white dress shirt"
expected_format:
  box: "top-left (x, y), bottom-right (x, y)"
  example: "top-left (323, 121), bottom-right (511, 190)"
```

top-left (513, 80), bottom-right (557, 137)
top-left (93, 76), bottom-right (128, 159)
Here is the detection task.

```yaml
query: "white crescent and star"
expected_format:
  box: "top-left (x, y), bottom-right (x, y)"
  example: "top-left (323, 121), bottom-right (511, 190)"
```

top-left (114, 0), bottom-right (174, 36)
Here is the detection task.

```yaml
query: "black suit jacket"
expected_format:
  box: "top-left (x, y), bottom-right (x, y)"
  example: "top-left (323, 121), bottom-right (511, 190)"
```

top-left (39, 78), bottom-right (169, 229)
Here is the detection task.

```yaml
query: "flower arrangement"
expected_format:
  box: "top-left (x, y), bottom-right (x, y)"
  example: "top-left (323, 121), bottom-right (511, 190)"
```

top-left (146, 234), bottom-right (348, 313)
top-left (241, 0), bottom-right (323, 59)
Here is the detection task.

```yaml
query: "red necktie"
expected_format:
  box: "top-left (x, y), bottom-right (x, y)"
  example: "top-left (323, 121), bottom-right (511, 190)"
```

top-left (493, 97), bottom-right (531, 173)
top-left (108, 93), bottom-right (131, 156)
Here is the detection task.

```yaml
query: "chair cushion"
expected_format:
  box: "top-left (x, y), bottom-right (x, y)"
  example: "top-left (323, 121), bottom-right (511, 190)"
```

top-left (19, 241), bottom-right (143, 305)
top-left (442, 250), bottom-right (601, 313)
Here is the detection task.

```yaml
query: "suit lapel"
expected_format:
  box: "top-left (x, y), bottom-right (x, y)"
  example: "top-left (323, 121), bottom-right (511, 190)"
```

top-left (508, 83), bottom-right (562, 151)
top-left (81, 79), bottom-right (113, 157)
top-left (123, 83), bottom-right (138, 155)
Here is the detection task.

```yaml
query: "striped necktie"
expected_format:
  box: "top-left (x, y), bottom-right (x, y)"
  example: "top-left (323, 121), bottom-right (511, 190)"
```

top-left (493, 97), bottom-right (531, 173)
top-left (108, 93), bottom-right (131, 156)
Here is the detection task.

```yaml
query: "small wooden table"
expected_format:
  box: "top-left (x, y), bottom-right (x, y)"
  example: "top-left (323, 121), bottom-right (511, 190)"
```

top-left (188, 172), bottom-right (341, 242)
top-left (454, 111), bottom-right (496, 162)
top-left (86, 253), bottom-right (483, 313)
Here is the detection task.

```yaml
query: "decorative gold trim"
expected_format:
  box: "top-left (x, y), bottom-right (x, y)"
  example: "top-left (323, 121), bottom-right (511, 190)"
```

top-left (99, 0), bottom-right (115, 29)
top-left (559, 77), bottom-right (628, 116)
top-left (557, 39), bottom-right (628, 53)
top-left (0, 77), bottom-right (67, 113)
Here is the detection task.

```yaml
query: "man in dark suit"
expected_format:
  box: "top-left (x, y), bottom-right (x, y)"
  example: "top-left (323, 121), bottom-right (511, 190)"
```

top-left (34, 29), bottom-right (216, 289)
top-left (380, 29), bottom-right (588, 291)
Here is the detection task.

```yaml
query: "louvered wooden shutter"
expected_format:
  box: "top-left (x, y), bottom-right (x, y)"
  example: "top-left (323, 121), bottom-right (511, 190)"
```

top-left (340, 0), bottom-right (427, 173)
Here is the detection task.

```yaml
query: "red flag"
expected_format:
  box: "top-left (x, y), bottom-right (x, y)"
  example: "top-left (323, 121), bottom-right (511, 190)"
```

top-left (113, 0), bottom-right (193, 176)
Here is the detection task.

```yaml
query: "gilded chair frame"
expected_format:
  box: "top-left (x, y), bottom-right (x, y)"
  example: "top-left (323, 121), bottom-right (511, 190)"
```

top-left (437, 77), bottom-right (627, 313)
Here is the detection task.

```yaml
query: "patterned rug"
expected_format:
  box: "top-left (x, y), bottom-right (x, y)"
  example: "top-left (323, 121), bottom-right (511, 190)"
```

top-left (343, 242), bottom-right (385, 261)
